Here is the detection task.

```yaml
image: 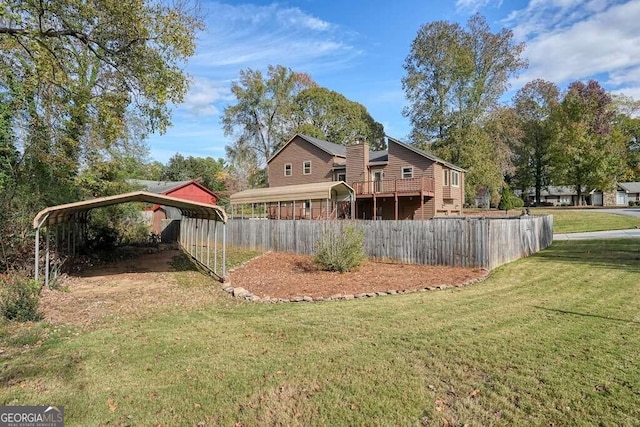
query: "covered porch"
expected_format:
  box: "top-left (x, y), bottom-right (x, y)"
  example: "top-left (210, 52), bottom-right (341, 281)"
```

top-left (229, 182), bottom-right (355, 220)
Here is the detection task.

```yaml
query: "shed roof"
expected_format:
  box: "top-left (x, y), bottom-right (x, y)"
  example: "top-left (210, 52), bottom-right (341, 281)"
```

top-left (127, 179), bottom-right (194, 194)
top-left (230, 182), bottom-right (354, 205)
top-left (33, 191), bottom-right (227, 228)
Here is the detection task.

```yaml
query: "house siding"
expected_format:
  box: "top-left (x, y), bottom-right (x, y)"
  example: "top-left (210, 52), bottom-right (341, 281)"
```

top-left (346, 143), bottom-right (369, 184)
top-left (386, 140), bottom-right (434, 181)
top-left (433, 163), bottom-right (464, 216)
top-left (268, 135), bottom-right (336, 187)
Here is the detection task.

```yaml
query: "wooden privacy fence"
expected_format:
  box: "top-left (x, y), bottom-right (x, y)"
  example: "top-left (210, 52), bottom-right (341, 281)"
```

top-left (226, 216), bottom-right (553, 270)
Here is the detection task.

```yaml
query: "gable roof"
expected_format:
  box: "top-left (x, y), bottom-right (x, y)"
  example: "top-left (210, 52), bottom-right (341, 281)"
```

top-left (127, 179), bottom-right (219, 198)
top-left (267, 133), bottom-right (345, 164)
top-left (618, 182), bottom-right (640, 193)
top-left (387, 136), bottom-right (466, 172)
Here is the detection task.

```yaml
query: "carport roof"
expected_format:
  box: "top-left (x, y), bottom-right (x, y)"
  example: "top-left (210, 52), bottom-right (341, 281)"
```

top-left (230, 182), bottom-right (354, 205)
top-left (33, 191), bottom-right (227, 228)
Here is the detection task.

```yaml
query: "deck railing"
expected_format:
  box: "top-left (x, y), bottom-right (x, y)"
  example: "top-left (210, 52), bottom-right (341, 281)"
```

top-left (351, 177), bottom-right (434, 195)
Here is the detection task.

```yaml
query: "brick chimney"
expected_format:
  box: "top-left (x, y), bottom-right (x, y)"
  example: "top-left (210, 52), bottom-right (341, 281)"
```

top-left (346, 140), bottom-right (369, 184)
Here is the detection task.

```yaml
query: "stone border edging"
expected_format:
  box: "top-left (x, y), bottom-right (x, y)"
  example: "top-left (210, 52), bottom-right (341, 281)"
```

top-left (222, 256), bottom-right (491, 303)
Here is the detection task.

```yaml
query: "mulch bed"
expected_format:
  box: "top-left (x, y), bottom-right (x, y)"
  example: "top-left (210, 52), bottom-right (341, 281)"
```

top-left (228, 252), bottom-right (488, 299)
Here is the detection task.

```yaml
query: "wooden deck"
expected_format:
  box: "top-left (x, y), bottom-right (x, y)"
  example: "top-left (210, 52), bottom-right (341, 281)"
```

top-left (351, 177), bottom-right (435, 197)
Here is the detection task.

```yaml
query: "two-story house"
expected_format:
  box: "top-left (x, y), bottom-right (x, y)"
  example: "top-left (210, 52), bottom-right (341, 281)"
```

top-left (230, 133), bottom-right (465, 220)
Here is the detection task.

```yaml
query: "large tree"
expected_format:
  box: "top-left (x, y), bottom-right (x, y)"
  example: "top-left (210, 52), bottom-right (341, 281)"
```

top-left (512, 80), bottom-right (560, 204)
top-left (160, 154), bottom-right (227, 194)
top-left (402, 13), bottom-right (526, 200)
top-left (293, 87), bottom-right (385, 150)
top-left (0, 0), bottom-right (202, 270)
top-left (612, 94), bottom-right (640, 181)
top-left (550, 80), bottom-right (625, 205)
top-left (222, 65), bottom-right (316, 167)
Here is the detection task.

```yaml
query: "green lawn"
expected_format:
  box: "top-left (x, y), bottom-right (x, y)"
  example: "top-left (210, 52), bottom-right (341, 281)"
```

top-left (1, 240), bottom-right (640, 426)
top-left (531, 208), bottom-right (640, 234)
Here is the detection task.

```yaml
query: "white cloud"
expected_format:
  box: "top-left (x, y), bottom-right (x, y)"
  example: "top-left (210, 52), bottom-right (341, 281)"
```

top-left (191, 2), bottom-right (357, 73)
top-left (455, 0), bottom-right (502, 13)
top-left (505, 0), bottom-right (640, 97)
top-left (181, 78), bottom-right (232, 117)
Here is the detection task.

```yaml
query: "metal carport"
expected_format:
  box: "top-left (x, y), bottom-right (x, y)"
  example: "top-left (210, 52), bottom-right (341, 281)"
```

top-left (32, 191), bottom-right (228, 285)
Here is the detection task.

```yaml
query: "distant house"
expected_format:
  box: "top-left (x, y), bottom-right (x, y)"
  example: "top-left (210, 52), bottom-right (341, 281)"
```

top-left (230, 133), bottom-right (466, 220)
top-left (521, 186), bottom-right (599, 206)
top-left (127, 179), bottom-right (219, 234)
top-left (520, 182), bottom-right (640, 206)
top-left (615, 182), bottom-right (640, 205)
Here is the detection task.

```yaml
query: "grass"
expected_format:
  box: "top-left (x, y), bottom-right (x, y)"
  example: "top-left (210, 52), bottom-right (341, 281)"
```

top-left (530, 208), bottom-right (640, 234)
top-left (1, 240), bottom-right (639, 425)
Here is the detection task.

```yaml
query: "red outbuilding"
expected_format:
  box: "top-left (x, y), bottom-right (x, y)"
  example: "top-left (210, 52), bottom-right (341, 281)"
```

top-left (128, 179), bottom-right (219, 235)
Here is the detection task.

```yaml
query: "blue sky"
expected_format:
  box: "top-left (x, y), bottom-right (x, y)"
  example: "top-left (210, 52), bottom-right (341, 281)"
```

top-left (147, 0), bottom-right (640, 163)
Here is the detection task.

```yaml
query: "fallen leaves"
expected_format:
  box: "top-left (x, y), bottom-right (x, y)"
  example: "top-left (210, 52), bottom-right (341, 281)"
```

top-left (106, 397), bottom-right (117, 413)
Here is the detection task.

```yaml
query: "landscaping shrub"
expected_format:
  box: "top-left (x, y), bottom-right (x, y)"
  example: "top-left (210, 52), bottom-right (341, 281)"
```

top-left (498, 187), bottom-right (524, 213)
top-left (0, 273), bottom-right (42, 321)
top-left (314, 226), bottom-right (366, 272)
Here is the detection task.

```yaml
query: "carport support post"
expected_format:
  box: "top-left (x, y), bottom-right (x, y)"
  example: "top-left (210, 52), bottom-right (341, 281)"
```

top-left (33, 213), bottom-right (49, 283)
top-left (206, 219), bottom-right (211, 268)
top-left (214, 220), bottom-right (218, 273)
top-left (351, 194), bottom-right (355, 220)
top-left (45, 227), bottom-right (50, 288)
top-left (34, 226), bottom-right (40, 282)
top-left (201, 218), bottom-right (205, 261)
top-left (222, 222), bottom-right (226, 279)
top-left (190, 218), bottom-right (195, 256)
top-left (185, 218), bottom-right (189, 253)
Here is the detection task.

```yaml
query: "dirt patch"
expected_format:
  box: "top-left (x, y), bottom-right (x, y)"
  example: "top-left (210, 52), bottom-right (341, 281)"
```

top-left (39, 250), bottom-right (222, 327)
top-left (228, 252), bottom-right (487, 299)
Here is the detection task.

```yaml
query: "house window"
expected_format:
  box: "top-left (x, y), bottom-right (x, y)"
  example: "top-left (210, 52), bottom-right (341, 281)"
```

top-left (443, 169), bottom-right (449, 186)
top-left (336, 172), bottom-right (346, 182)
top-left (451, 170), bottom-right (460, 187)
top-left (284, 163), bottom-right (292, 177)
top-left (402, 166), bottom-right (414, 179)
top-left (303, 160), bottom-right (311, 175)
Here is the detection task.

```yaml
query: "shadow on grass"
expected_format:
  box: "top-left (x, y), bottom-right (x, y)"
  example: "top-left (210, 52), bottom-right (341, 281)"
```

top-left (169, 253), bottom-right (198, 271)
top-left (533, 306), bottom-right (640, 325)
top-left (535, 239), bottom-right (640, 272)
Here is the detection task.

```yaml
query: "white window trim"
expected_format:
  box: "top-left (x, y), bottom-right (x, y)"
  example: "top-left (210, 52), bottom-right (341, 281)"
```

top-left (303, 160), bottom-right (312, 175)
top-left (401, 166), bottom-right (414, 179)
top-left (284, 163), bottom-right (292, 177)
top-left (443, 169), bottom-right (449, 186)
top-left (336, 172), bottom-right (346, 182)
top-left (451, 170), bottom-right (460, 187)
